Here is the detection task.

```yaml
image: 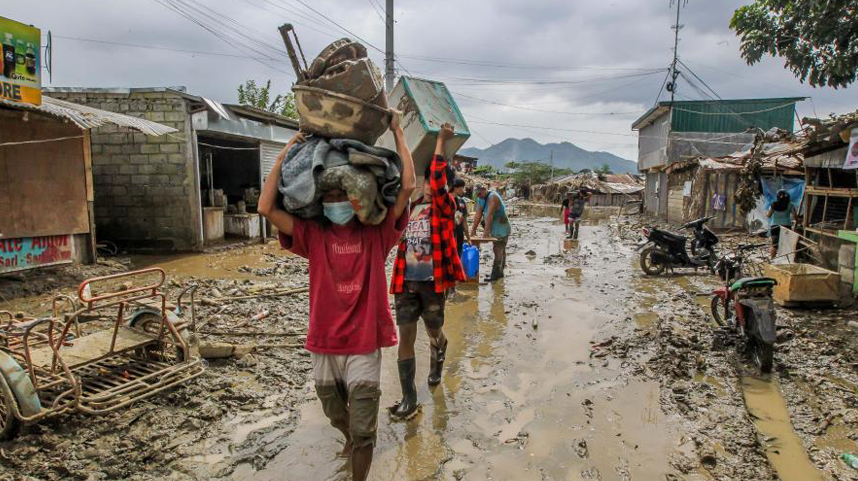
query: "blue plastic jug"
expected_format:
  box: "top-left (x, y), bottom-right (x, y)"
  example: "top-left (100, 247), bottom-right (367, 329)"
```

top-left (462, 244), bottom-right (479, 278)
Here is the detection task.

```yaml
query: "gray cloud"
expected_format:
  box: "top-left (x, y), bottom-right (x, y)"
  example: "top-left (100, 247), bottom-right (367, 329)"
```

top-left (6, 0), bottom-right (857, 159)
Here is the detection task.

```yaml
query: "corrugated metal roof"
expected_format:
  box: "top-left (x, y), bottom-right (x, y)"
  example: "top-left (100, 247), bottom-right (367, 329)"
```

top-left (0, 96), bottom-right (177, 136)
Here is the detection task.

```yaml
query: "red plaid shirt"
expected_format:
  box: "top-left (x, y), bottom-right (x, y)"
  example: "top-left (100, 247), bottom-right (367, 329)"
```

top-left (390, 155), bottom-right (466, 294)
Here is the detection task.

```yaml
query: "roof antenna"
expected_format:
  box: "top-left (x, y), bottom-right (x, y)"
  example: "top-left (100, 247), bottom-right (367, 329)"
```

top-left (667, 0), bottom-right (687, 102)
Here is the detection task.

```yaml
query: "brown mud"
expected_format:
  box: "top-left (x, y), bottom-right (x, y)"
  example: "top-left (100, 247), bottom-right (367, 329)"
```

top-left (0, 212), bottom-right (856, 480)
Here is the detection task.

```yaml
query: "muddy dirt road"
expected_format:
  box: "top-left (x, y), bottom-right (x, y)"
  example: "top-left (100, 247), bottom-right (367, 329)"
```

top-left (2, 212), bottom-right (857, 480)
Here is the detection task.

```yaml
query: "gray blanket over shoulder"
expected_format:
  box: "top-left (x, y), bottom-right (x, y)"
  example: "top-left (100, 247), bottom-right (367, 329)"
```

top-left (278, 136), bottom-right (402, 225)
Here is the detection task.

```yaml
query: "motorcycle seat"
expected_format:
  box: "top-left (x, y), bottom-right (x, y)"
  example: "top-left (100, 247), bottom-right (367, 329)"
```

top-left (730, 276), bottom-right (777, 292)
top-left (657, 230), bottom-right (687, 243)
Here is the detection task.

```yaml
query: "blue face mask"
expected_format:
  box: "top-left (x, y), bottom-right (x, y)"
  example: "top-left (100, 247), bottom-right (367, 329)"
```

top-left (323, 201), bottom-right (355, 225)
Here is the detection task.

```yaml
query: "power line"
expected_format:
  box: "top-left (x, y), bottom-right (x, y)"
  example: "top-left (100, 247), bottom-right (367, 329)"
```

top-left (286, 0), bottom-right (385, 54)
top-left (467, 118), bottom-right (755, 146)
top-left (238, 0), bottom-right (344, 38)
top-left (398, 53), bottom-right (662, 72)
top-left (453, 91), bottom-right (645, 117)
top-left (653, 67), bottom-right (672, 106)
top-left (152, 0), bottom-right (293, 75)
top-left (365, 0), bottom-right (385, 22)
top-left (430, 70), bottom-right (666, 86)
top-left (53, 35), bottom-right (281, 61)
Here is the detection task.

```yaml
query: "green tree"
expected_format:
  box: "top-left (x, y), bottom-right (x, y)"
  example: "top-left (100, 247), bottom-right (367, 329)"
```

top-left (596, 163), bottom-right (613, 174)
top-left (507, 161), bottom-right (571, 186)
top-left (473, 165), bottom-right (497, 177)
top-left (237, 79), bottom-right (299, 119)
top-left (731, 0), bottom-right (858, 88)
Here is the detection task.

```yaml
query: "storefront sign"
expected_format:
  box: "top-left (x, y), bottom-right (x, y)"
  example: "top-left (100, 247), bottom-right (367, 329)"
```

top-left (0, 16), bottom-right (40, 106)
top-left (0, 235), bottom-right (73, 273)
top-left (844, 128), bottom-right (858, 170)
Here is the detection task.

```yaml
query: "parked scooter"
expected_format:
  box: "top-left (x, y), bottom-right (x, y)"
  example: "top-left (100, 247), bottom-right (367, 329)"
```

top-left (637, 216), bottom-right (719, 275)
top-left (710, 243), bottom-right (778, 373)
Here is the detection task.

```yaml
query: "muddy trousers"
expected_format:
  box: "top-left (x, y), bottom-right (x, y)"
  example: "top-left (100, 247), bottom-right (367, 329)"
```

top-left (312, 350), bottom-right (382, 449)
top-left (491, 236), bottom-right (509, 280)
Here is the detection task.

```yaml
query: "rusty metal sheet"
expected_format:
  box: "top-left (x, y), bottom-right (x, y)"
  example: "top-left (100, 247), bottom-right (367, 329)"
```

top-left (0, 96), bottom-right (176, 136)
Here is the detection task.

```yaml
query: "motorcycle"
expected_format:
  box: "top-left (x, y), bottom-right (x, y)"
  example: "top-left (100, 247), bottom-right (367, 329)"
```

top-left (637, 216), bottom-right (719, 275)
top-left (710, 243), bottom-right (778, 373)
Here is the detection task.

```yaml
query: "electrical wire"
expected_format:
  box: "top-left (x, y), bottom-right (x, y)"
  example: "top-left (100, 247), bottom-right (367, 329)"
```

top-left (285, 0), bottom-right (385, 54)
top-left (53, 35), bottom-right (281, 61)
top-left (653, 67), bottom-right (672, 106)
top-left (238, 0), bottom-right (343, 38)
top-left (467, 119), bottom-right (754, 146)
top-left (452, 91), bottom-right (645, 117)
top-left (397, 53), bottom-right (663, 72)
top-left (152, 0), bottom-right (292, 75)
top-left (430, 70), bottom-right (666, 87)
top-left (365, 0), bottom-right (386, 23)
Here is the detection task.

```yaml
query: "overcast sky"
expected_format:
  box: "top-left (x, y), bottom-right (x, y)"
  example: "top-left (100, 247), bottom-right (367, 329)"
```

top-left (7, 0), bottom-right (858, 160)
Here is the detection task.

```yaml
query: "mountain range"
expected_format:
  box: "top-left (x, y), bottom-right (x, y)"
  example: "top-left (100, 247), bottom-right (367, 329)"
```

top-left (459, 138), bottom-right (637, 174)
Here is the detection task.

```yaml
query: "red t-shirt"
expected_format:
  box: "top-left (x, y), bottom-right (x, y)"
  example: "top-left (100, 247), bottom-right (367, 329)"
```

top-left (279, 209), bottom-right (408, 355)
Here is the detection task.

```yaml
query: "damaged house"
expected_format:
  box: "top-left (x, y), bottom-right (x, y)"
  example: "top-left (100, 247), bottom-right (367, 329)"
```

top-left (632, 97), bottom-right (805, 218)
top-left (797, 112), bottom-right (858, 287)
top-left (663, 135), bottom-right (805, 230)
top-left (530, 172), bottom-right (644, 208)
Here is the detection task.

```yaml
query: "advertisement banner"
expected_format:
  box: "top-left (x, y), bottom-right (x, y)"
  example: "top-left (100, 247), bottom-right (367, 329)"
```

top-left (0, 16), bottom-right (41, 106)
top-left (0, 235), bottom-right (73, 273)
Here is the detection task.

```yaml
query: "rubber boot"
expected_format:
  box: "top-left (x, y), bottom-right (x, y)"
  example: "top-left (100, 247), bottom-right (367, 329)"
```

top-left (389, 358), bottom-right (419, 420)
top-left (428, 337), bottom-right (448, 386)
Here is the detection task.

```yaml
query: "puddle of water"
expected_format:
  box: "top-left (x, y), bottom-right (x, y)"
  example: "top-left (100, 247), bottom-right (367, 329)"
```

top-left (693, 372), bottom-right (727, 396)
top-left (129, 242), bottom-right (282, 280)
top-left (741, 376), bottom-right (824, 481)
top-left (243, 219), bottom-right (682, 481)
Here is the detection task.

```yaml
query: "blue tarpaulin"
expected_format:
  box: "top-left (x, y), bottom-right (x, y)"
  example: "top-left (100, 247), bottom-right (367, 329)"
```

top-left (761, 176), bottom-right (804, 211)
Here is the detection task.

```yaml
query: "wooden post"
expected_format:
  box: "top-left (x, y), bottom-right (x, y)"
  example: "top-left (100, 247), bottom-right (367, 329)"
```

top-left (82, 130), bottom-right (97, 264)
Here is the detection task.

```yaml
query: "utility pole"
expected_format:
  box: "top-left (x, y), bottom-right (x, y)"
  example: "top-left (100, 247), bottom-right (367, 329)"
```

top-left (668, 0), bottom-right (684, 102)
top-left (549, 150), bottom-right (554, 182)
top-left (385, 0), bottom-right (395, 93)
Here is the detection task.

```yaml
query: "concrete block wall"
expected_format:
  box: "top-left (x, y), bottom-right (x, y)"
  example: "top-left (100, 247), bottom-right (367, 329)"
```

top-left (46, 91), bottom-right (201, 251)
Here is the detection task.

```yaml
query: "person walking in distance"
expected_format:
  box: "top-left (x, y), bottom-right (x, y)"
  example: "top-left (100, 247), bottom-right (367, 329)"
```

top-left (566, 190), bottom-right (590, 239)
top-left (452, 177), bottom-right (472, 259)
top-left (389, 123), bottom-right (467, 420)
top-left (560, 191), bottom-right (574, 237)
top-left (257, 113), bottom-right (415, 481)
top-left (471, 184), bottom-right (512, 281)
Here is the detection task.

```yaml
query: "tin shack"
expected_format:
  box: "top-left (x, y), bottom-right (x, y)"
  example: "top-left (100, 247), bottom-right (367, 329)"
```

top-left (0, 96), bottom-right (175, 273)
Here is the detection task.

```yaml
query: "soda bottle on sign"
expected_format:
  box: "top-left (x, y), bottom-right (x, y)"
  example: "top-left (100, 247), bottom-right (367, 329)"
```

top-left (25, 42), bottom-right (36, 76)
top-left (16, 39), bottom-right (26, 76)
top-left (2, 34), bottom-right (15, 78)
